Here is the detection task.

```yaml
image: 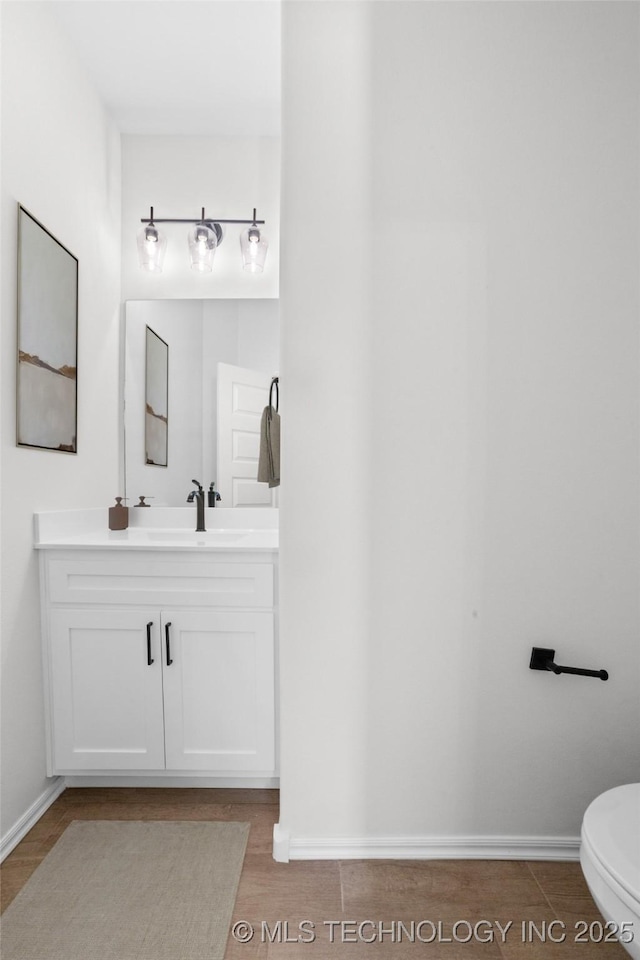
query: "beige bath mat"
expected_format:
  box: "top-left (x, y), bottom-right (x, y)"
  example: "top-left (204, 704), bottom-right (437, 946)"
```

top-left (1, 820), bottom-right (249, 960)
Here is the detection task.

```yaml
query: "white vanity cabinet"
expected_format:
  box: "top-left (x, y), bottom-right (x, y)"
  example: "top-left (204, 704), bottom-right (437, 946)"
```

top-left (39, 547), bottom-right (277, 782)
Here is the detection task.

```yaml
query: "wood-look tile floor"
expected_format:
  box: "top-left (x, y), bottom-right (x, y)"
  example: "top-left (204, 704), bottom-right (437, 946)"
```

top-left (0, 788), bottom-right (628, 959)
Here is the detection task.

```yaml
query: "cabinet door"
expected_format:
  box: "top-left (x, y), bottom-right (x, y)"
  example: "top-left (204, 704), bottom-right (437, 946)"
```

top-left (161, 611), bottom-right (275, 772)
top-left (49, 609), bottom-right (165, 771)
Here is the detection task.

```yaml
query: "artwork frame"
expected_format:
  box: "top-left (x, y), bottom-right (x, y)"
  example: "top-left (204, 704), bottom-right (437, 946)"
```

top-left (17, 205), bottom-right (79, 453)
top-left (145, 326), bottom-right (169, 467)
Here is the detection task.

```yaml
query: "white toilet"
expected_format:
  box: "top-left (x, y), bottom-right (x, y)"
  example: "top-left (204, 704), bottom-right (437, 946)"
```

top-left (580, 783), bottom-right (640, 960)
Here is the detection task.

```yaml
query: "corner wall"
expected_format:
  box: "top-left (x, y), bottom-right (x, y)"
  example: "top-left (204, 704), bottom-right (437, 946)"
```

top-left (0, 2), bottom-right (121, 845)
top-left (278, 1), bottom-right (640, 855)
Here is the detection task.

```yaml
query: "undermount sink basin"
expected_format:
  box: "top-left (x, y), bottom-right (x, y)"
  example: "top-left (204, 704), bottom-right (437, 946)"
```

top-left (139, 529), bottom-right (248, 543)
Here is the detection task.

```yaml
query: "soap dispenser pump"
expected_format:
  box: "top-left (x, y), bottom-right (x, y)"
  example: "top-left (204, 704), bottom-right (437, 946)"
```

top-left (109, 497), bottom-right (129, 530)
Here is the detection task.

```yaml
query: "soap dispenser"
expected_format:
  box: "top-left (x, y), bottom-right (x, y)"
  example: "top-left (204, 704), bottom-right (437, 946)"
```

top-left (208, 483), bottom-right (221, 507)
top-left (109, 497), bottom-right (129, 530)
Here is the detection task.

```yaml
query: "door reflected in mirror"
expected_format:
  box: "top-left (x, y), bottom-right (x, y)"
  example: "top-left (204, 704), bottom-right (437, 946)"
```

top-left (124, 300), bottom-right (279, 507)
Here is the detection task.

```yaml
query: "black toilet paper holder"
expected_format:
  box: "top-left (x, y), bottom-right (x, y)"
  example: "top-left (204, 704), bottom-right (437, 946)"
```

top-left (529, 646), bottom-right (609, 681)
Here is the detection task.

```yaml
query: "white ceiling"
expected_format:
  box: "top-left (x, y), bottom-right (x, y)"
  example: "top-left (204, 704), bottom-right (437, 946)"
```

top-left (47, 0), bottom-right (281, 136)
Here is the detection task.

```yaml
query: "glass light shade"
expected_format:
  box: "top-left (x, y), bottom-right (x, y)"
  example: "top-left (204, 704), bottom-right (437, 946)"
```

top-left (240, 225), bottom-right (268, 273)
top-left (188, 221), bottom-right (218, 273)
top-left (137, 223), bottom-right (167, 273)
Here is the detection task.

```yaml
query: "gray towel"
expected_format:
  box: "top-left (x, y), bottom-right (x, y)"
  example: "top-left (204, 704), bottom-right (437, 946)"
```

top-left (257, 405), bottom-right (280, 487)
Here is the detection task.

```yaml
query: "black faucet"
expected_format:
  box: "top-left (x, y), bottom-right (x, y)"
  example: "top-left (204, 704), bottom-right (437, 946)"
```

top-left (186, 480), bottom-right (206, 532)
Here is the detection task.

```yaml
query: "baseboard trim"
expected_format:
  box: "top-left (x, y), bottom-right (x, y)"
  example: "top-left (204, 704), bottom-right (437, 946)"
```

top-left (275, 831), bottom-right (581, 863)
top-left (273, 823), bottom-right (290, 862)
top-left (64, 776), bottom-right (279, 788)
top-left (0, 778), bottom-right (66, 862)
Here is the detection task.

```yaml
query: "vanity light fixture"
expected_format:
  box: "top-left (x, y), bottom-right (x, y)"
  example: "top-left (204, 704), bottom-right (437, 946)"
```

top-left (188, 215), bottom-right (220, 273)
top-left (137, 207), bottom-right (268, 274)
top-left (240, 210), bottom-right (269, 273)
top-left (136, 207), bottom-right (167, 273)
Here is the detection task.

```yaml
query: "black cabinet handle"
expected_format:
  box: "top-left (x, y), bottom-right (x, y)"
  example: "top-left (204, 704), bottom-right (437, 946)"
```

top-left (165, 622), bottom-right (173, 665)
top-left (146, 622), bottom-right (154, 665)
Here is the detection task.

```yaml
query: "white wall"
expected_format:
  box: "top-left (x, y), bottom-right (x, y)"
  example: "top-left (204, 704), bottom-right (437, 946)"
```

top-left (122, 136), bottom-right (280, 301)
top-left (0, 2), bottom-right (121, 843)
top-left (279, 1), bottom-right (640, 852)
top-left (125, 299), bottom-right (279, 506)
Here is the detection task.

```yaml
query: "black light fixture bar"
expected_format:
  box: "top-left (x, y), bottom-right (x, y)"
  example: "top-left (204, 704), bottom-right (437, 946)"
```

top-left (141, 218), bottom-right (265, 225)
top-left (140, 206), bottom-right (264, 225)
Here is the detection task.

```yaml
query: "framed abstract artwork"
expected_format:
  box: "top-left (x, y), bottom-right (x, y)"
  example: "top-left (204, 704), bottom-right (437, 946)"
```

top-left (17, 205), bottom-right (78, 453)
top-left (145, 326), bottom-right (168, 466)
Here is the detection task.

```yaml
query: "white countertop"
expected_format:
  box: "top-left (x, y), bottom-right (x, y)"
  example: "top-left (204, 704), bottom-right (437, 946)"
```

top-left (34, 508), bottom-right (279, 553)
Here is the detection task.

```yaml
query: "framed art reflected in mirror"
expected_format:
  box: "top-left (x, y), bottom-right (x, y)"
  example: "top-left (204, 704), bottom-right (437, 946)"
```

top-left (145, 326), bottom-right (168, 467)
top-left (17, 205), bottom-right (78, 453)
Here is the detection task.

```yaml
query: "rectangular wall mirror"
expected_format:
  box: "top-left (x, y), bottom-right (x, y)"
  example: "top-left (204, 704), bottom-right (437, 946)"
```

top-left (123, 299), bottom-right (279, 507)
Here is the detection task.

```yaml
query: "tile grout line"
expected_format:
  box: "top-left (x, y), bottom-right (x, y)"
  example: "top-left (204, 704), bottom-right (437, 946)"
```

top-left (338, 859), bottom-right (345, 914)
top-left (526, 861), bottom-right (556, 911)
